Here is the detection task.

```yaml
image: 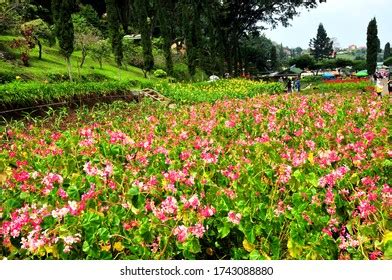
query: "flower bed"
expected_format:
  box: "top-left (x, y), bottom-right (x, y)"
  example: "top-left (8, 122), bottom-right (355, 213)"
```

top-left (0, 91), bottom-right (390, 260)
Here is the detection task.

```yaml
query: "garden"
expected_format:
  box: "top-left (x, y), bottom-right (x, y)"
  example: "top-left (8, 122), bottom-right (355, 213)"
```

top-left (1, 79), bottom-right (391, 260)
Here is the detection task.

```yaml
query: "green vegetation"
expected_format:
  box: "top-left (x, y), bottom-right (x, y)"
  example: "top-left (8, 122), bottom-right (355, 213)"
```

top-left (0, 35), bottom-right (153, 83)
top-left (0, 80), bottom-right (145, 110)
top-left (154, 79), bottom-right (284, 103)
top-left (366, 18), bottom-right (380, 75)
top-left (309, 23), bottom-right (333, 60)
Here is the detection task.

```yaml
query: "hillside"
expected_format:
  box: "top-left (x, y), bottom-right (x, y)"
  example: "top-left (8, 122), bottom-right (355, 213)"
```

top-left (0, 35), bottom-right (154, 84)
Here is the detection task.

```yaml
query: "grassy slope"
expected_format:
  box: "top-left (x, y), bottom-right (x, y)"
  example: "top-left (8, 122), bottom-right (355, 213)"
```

top-left (0, 35), bottom-right (155, 83)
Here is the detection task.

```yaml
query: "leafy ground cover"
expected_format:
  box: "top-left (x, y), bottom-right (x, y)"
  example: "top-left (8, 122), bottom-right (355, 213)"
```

top-left (0, 91), bottom-right (391, 260)
top-left (0, 80), bottom-right (152, 111)
top-left (155, 79), bottom-right (284, 103)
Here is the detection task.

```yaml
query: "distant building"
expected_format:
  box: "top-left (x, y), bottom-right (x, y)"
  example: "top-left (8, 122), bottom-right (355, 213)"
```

top-left (348, 45), bottom-right (357, 51)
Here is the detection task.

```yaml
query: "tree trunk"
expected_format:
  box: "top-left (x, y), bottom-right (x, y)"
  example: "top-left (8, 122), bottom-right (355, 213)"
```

top-left (80, 46), bottom-right (87, 68)
top-left (37, 38), bottom-right (42, 60)
top-left (66, 57), bottom-right (73, 82)
top-left (99, 59), bottom-right (103, 69)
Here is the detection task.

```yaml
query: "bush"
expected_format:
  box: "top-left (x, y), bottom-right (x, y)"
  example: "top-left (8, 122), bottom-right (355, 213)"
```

top-left (384, 57), bottom-right (392, 66)
top-left (153, 69), bottom-right (167, 78)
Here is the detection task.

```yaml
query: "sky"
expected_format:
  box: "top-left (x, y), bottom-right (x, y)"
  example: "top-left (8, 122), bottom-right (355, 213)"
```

top-left (263, 0), bottom-right (391, 50)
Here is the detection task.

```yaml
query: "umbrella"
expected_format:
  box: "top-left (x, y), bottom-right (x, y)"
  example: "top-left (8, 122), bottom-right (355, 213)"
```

top-left (322, 72), bottom-right (335, 79)
top-left (356, 70), bottom-right (368, 77)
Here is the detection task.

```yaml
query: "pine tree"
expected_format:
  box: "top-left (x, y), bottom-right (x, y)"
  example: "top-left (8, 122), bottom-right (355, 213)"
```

top-left (366, 18), bottom-right (380, 75)
top-left (156, 0), bottom-right (174, 75)
top-left (105, 0), bottom-right (123, 67)
top-left (52, 0), bottom-right (75, 81)
top-left (384, 42), bottom-right (391, 60)
top-left (134, 0), bottom-right (154, 77)
top-left (309, 23), bottom-right (333, 60)
top-left (181, 0), bottom-right (202, 77)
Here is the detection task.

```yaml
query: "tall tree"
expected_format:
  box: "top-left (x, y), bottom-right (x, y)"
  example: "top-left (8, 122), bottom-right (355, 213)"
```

top-left (384, 42), bottom-right (391, 60)
top-left (366, 17), bottom-right (379, 75)
top-left (105, 0), bottom-right (123, 67)
top-left (309, 23), bottom-right (333, 60)
top-left (270, 45), bottom-right (278, 71)
top-left (134, 0), bottom-right (154, 77)
top-left (52, 0), bottom-right (75, 81)
top-left (156, 0), bottom-right (174, 75)
top-left (180, 0), bottom-right (202, 77)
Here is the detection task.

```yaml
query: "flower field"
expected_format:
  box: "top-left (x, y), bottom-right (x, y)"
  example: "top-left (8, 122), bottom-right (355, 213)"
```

top-left (0, 90), bottom-right (391, 260)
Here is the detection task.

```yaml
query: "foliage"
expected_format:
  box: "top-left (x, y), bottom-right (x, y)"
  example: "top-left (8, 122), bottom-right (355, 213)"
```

top-left (0, 3), bottom-right (22, 34)
top-left (90, 39), bottom-right (111, 69)
top-left (384, 57), bottom-right (392, 67)
top-left (366, 18), bottom-right (380, 75)
top-left (155, 79), bottom-right (284, 103)
top-left (241, 35), bottom-right (274, 74)
top-left (384, 43), bottom-right (390, 61)
top-left (52, 0), bottom-right (75, 81)
top-left (153, 69), bottom-right (167, 78)
top-left (21, 19), bottom-right (55, 60)
top-left (0, 80), bottom-right (139, 110)
top-left (0, 90), bottom-right (390, 260)
top-left (72, 14), bottom-right (101, 68)
top-left (352, 60), bottom-right (367, 72)
top-left (289, 55), bottom-right (315, 70)
top-left (309, 23), bottom-right (333, 60)
top-left (105, 0), bottom-right (123, 67)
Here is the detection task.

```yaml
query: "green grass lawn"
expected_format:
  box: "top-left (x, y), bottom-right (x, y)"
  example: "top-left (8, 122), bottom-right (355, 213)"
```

top-left (0, 35), bottom-right (156, 83)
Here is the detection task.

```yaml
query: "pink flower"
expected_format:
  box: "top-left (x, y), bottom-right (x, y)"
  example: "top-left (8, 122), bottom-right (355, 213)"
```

top-left (103, 162), bottom-right (113, 177)
top-left (173, 225), bottom-right (188, 243)
top-left (13, 171), bottom-right (30, 182)
top-left (357, 200), bottom-right (376, 219)
top-left (369, 251), bottom-right (382, 260)
top-left (180, 150), bottom-right (191, 161)
top-left (83, 162), bottom-right (101, 176)
top-left (199, 205), bottom-right (216, 218)
top-left (277, 164), bottom-right (292, 185)
top-left (189, 223), bottom-right (205, 238)
top-left (201, 151), bottom-right (218, 164)
top-left (57, 188), bottom-right (68, 199)
top-left (161, 196), bottom-right (178, 214)
top-left (228, 211), bottom-right (241, 224)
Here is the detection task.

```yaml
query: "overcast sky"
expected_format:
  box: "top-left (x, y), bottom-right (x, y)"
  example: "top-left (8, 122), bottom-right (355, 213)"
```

top-left (263, 0), bottom-right (391, 49)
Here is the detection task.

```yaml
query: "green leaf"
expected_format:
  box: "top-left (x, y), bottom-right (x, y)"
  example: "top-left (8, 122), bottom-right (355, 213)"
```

top-left (249, 250), bottom-right (262, 260)
top-left (188, 239), bottom-right (201, 254)
top-left (82, 241), bottom-right (90, 253)
top-left (127, 187), bottom-right (139, 196)
top-left (306, 172), bottom-right (319, 187)
top-left (218, 223), bottom-right (231, 238)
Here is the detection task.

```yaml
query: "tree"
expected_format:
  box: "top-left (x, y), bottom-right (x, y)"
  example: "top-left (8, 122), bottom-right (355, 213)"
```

top-left (309, 23), bottom-right (333, 60)
top-left (52, 0), bottom-right (75, 81)
top-left (384, 57), bottom-right (392, 67)
top-left (90, 39), bottom-right (111, 69)
top-left (270, 45), bottom-right (277, 71)
top-left (366, 17), bottom-right (380, 75)
top-left (134, 0), bottom-right (154, 77)
top-left (21, 18), bottom-right (55, 60)
top-left (156, 0), bottom-right (174, 75)
top-left (105, 0), bottom-right (123, 67)
top-left (384, 42), bottom-right (390, 60)
top-left (73, 14), bottom-right (101, 68)
top-left (289, 55), bottom-right (315, 70)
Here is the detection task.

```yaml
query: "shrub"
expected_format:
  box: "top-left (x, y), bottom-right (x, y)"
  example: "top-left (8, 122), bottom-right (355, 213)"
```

top-left (153, 69), bottom-right (167, 78)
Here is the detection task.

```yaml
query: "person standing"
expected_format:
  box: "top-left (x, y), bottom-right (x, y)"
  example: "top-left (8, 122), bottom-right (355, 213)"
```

top-left (295, 77), bottom-right (301, 93)
top-left (287, 78), bottom-right (293, 93)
